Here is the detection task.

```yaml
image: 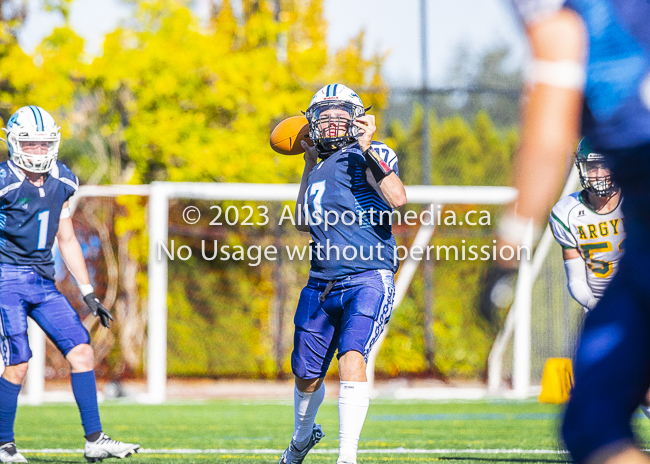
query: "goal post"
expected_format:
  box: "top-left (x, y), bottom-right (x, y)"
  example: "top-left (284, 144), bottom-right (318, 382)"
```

top-left (22, 182), bottom-right (524, 404)
top-left (145, 182), bottom-right (517, 403)
top-left (487, 166), bottom-right (580, 396)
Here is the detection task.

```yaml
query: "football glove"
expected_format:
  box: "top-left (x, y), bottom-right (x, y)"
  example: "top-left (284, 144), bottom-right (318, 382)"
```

top-left (478, 265), bottom-right (517, 332)
top-left (83, 293), bottom-right (114, 329)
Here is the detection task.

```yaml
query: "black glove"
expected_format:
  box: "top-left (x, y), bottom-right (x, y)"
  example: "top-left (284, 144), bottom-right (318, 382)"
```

top-left (83, 293), bottom-right (114, 329)
top-left (478, 265), bottom-right (517, 332)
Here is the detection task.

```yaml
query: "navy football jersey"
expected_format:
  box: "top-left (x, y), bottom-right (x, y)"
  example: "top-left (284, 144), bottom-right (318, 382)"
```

top-left (0, 160), bottom-right (79, 280)
top-left (303, 141), bottom-right (399, 280)
top-left (511, 0), bottom-right (650, 151)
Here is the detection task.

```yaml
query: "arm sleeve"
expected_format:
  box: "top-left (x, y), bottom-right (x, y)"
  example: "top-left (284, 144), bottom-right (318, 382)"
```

top-left (564, 257), bottom-right (598, 311)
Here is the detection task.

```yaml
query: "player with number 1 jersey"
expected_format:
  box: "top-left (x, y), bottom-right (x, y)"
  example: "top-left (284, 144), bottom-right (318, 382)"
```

top-left (0, 106), bottom-right (139, 464)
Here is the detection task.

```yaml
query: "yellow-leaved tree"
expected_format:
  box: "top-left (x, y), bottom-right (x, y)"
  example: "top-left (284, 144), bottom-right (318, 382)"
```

top-left (0, 0), bottom-right (389, 379)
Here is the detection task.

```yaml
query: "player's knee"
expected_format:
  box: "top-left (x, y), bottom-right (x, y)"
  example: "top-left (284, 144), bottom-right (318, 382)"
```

top-left (295, 376), bottom-right (323, 393)
top-left (2, 362), bottom-right (29, 384)
top-left (66, 343), bottom-right (95, 372)
top-left (338, 350), bottom-right (367, 382)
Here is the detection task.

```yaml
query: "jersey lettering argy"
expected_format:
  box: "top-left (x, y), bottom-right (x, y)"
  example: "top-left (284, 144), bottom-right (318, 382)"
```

top-left (549, 190), bottom-right (624, 298)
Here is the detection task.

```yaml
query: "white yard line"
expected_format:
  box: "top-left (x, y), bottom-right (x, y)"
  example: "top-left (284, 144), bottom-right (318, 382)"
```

top-left (22, 447), bottom-right (571, 455)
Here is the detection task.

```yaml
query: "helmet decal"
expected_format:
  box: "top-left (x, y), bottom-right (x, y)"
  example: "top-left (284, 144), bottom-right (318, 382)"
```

top-left (29, 106), bottom-right (44, 131)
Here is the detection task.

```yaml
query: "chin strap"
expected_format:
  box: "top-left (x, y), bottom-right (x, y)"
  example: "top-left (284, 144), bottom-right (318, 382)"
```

top-left (363, 147), bottom-right (393, 183)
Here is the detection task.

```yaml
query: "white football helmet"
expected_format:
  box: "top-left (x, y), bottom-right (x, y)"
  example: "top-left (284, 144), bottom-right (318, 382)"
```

top-left (305, 84), bottom-right (366, 157)
top-left (2, 106), bottom-right (61, 173)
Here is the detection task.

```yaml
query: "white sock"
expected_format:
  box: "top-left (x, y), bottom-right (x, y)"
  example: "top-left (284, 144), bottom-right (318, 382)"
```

top-left (292, 383), bottom-right (325, 448)
top-left (338, 381), bottom-right (369, 464)
top-left (641, 405), bottom-right (650, 421)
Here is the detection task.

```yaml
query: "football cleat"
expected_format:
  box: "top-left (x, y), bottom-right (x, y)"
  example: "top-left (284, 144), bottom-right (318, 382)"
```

top-left (0, 443), bottom-right (28, 464)
top-left (279, 424), bottom-right (325, 464)
top-left (83, 433), bottom-right (140, 462)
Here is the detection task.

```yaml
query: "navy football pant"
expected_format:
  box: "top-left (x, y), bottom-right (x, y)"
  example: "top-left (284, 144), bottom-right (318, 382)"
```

top-left (562, 144), bottom-right (650, 462)
top-left (0, 264), bottom-right (90, 366)
top-left (291, 269), bottom-right (395, 380)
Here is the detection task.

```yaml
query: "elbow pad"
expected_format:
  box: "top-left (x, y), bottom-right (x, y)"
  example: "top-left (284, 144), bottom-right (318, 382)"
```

top-left (564, 257), bottom-right (598, 310)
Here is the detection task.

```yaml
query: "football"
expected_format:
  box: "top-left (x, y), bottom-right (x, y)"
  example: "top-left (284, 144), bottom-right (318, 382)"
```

top-left (270, 116), bottom-right (313, 155)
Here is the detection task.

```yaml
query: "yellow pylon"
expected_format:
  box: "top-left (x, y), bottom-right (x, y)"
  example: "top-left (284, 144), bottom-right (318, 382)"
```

top-left (539, 358), bottom-right (574, 404)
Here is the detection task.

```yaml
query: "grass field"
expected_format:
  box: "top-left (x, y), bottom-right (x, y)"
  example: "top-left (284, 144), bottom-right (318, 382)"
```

top-left (15, 399), bottom-right (650, 463)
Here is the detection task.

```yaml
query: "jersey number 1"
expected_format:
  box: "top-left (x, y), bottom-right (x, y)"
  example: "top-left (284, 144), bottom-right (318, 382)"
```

top-left (37, 211), bottom-right (50, 250)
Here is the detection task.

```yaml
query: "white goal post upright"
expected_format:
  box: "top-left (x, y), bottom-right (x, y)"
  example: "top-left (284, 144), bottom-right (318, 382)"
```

top-left (144, 183), bottom-right (517, 403)
top-left (487, 167), bottom-right (580, 396)
top-left (23, 182), bottom-right (519, 404)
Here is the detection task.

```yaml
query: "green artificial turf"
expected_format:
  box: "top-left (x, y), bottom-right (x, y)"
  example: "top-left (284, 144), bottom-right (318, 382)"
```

top-left (15, 399), bottom-right (650, 463)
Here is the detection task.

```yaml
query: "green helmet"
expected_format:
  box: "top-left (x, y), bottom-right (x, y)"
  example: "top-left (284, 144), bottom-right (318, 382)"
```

top-left (575, 138), bottom-right (615, 197)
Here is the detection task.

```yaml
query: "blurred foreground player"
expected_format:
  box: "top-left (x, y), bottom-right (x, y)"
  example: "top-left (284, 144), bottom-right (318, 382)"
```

top-left (278, 84), bottom-right (406, 464)
top-left (0, 107), bottom-right (139, 463)
top-left (552, 139), bottom-right (650, 422)
top-left (480, 1), bottom-right (650, 463)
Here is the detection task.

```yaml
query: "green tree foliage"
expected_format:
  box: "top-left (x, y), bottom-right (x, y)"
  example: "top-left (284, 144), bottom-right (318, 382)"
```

top-left (0, 0), bottom-right (389, 379)
top-left (384, 44), bottom-right (522, 132)
top-left (0, 0), bottom-right (518, 381)
top-left (379, 110), bottom-right (517, 379)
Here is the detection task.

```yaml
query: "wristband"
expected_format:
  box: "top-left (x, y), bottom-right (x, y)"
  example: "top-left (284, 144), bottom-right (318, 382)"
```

top-left (363, 148), bottom-right (393, 183)
top-left (78, 283), bottom-right (94, 297)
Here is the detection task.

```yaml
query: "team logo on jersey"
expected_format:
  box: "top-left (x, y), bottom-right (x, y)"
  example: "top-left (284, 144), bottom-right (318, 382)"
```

top-left (18, 198), bottom-right (30, 210)
top-left (578, 210), bottom-right (585, 217)
top-left (0, 169), bottom-right (5, 179)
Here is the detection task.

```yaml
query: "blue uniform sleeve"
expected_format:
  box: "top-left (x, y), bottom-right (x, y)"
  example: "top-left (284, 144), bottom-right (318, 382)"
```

top-left (53, 162), bottom-right (79, 201)
top-left (371, 142), bottom-right (399, 177)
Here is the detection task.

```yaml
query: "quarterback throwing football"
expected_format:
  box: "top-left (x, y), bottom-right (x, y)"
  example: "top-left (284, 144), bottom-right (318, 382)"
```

top-left (0, 107), bottom-right (139, 463)
top-left (278, 84), bottom-right (406, 464)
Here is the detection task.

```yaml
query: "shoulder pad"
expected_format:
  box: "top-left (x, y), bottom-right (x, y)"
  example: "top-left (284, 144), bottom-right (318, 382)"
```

top-left (551, 191), bottom-right (582, 225)
top-left (51, 161), bottom-right (79, 191)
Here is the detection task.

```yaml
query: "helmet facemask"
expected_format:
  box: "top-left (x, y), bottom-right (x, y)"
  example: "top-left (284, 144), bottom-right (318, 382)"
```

top-left (2, 106), bottom-right (61, 174)
top-left (306, 101), bottom-right (365, 158)
top-left (3, 131), bottom-right (61, 173)
top-left (576, 158), bottom-right (615, 197)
